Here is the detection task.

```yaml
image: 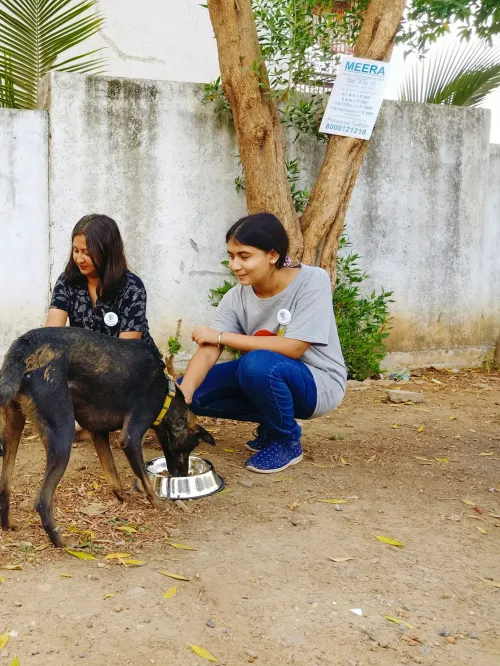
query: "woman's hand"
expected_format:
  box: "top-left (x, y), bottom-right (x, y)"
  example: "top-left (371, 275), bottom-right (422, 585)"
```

top-left (192, 326), bottom-right (220, 347)
top-left (178, 382), bottom-right (193, 405)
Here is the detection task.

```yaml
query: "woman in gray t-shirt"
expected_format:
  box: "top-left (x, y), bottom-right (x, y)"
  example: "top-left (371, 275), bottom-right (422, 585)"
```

top-left (180, 213), bottom-right (347, 474)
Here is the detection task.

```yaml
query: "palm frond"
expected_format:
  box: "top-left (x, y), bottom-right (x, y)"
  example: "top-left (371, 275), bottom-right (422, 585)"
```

top-left (0, 0), bottom-right (106, 109)
top-left (399, 39), bottom-right (500, 107)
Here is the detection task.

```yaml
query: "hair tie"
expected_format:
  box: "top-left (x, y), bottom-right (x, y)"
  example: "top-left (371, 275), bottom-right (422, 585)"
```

top-left (283, 255), bottom-right (292, 267)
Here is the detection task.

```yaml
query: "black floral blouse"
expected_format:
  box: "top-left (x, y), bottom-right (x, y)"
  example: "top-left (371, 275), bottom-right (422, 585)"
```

top-left (49, 271), bottom-right (163, 362)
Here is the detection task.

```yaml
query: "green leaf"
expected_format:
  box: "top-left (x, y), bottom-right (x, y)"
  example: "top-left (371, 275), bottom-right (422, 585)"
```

top-left (0, 0), bottom-right (106, 109)
top-left (64, 548), bottom-right (96, 560)
top-left (399, 39), bottom-right (500, 107)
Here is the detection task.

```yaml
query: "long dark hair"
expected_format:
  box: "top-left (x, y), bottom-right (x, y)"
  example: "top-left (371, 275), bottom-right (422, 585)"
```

top-left (226, 213), bottom-right (289, 268)
top-left (64, 214), bottom-right (128, 302)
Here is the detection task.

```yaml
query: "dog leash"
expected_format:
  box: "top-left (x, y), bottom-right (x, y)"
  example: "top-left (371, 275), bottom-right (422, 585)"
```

top-left (153, 373), bottom-right (177, 426)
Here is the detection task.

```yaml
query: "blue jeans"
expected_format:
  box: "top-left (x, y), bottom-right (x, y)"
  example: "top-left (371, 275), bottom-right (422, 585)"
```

top-left (184, 350), bottom-right (317, 444)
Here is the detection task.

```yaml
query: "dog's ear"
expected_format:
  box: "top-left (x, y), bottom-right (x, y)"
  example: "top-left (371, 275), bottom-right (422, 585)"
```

top-left (195, 425), bottom-right (216, 446)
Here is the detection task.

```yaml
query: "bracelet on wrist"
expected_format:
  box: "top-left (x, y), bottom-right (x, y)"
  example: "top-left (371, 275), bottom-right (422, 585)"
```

top-left (217, 331), bottom-right (224, 350)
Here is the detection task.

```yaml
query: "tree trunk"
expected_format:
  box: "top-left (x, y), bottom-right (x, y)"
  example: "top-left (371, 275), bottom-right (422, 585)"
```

top-left (300, 0), bottom-right (405, 278)
top-left (207, 0), bottom-right (303, 258)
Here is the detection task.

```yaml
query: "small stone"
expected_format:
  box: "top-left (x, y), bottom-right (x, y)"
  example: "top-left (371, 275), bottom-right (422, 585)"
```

top-left (224, 530), bottom-right (233, 535)
top-left (420, 647), bottom-right (432, 656)
top-left (127, 587), bottom-right (146, 597)
top-left (222, 628), bottom-right (228, 634)
top-left (447, 637), bottom-right (456, 644)
top-left (150, 660), bottom-right (156, 664)
top-left (412, 657), bottom-right (422, 664)
top-left (14, 602), bottom-right (22, 607)
top-left (438, 628), bottom-right (451, 637)
top-left (348, 660), bottom-right (359, 666)
top-left (334, 504), bottom-right (342, 512)
top-left (97, 562), bottom-right (106, 568)
top-left (207, 619), bottom-right (215, 628)
top-left (470, 631), bottom-right (479, 640)
top-left (238, 479), bottom-right (254, 488)
top-left (113, 607), bottom-right (123, 613)
top-left (245, 649), bottom-right (258, 658)
top-left (488, 488), bottom-right (497, 493)
top-left (386, 390), bottom-right (424, 404)
top-left (79, 654), bottom-right (85, 659)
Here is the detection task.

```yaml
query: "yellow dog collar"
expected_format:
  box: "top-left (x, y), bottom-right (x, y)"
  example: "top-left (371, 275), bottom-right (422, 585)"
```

top-left (153, 373), bottom-right (177, 427)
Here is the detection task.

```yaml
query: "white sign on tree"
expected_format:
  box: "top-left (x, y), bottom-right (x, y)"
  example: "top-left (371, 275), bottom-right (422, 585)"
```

top-left (320, 55), bottom-right (392, 140)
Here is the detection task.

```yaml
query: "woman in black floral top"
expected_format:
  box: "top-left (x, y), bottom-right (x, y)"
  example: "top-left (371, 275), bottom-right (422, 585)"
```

top-left (46, 213), bottom-right (163, 359)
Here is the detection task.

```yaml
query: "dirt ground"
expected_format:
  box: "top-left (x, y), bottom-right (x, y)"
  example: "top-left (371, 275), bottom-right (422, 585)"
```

top-left (1, 368), bottom-right (500, 666)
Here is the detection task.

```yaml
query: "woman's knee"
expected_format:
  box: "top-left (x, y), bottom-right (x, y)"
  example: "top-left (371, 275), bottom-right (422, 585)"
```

top-left (237, 350), bottom-right (281, 387)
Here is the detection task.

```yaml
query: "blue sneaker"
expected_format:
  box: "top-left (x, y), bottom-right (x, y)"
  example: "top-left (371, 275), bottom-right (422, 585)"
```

top-left (245, 426), bottom-right (270, 453)
top-left (245, 442), bottom-right (303, 474)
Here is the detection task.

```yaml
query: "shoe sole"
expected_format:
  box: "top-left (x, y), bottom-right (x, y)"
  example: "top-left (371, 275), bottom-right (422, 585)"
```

top-left (245, 443), bottom-right (263, 453)
top-left (246, 453), bottom-right (303, 474)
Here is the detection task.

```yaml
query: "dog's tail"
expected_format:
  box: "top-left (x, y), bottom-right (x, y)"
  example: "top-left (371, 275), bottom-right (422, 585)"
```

top-left (0, 336), bottom-right (29, 407)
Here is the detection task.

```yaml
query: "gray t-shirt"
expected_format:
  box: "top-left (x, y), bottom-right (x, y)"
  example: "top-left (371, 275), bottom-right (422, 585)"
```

top-left (211, 264), bottom-right (347, 417)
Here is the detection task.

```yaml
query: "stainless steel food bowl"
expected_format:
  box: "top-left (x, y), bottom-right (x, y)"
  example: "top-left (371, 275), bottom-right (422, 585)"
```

top-left (145, 455), bottom-right (225, 500)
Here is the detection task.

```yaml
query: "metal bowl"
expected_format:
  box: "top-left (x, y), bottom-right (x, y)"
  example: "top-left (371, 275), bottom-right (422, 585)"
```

top-left (145, 455), bottom-right (225, 501)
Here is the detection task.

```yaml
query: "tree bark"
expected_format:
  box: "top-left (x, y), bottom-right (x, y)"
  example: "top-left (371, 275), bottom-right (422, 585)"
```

top-left (300, 0), bottom-right (406, 277)
top-left (207, 0), bottom-right (303, 258)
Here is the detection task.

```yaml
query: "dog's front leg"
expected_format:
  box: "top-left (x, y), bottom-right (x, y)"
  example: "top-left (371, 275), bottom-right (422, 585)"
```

top-left (91, 431), bottom-right (125, 501)
top-left (121, 428), bottom-right (163, 511)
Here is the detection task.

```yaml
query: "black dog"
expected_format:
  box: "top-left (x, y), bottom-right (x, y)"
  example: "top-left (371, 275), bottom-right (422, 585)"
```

top-left (0, 327), bottom-right (215, 547)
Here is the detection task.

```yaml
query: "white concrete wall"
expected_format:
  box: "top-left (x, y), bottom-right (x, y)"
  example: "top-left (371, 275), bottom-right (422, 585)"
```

top-left (2, 73), bottom-right (499, 370)
top-left (0, 110), bottom-right (49, 358)
top-left (343, 102), bottom-right (496, 369)
top-left (84, 0), bottom-right (219, 85)
top-left (44, 72), bottom-right (245, 362)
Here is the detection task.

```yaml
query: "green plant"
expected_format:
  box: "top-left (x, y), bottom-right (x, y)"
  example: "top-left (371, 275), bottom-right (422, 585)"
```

top-left (399, 39), bottom-right (500, 106)
top-left (209, 261), bottom-right (236, 306)
top-left (334, 236), bottom-right (393, 380)
top-left (0, 0), bottom-right (106, 109)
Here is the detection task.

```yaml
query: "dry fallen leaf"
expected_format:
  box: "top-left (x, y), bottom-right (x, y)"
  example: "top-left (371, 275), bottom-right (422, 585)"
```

top-left (117, 526), bottom-right (137, 534)
top-left (417, 426), bottom-right (424, 433)
top-left (10, 658), bottom-right (20, 666)
top-left (479, 452), bottom-right (494, 456)
top-left (384, 615), bottom-right (416, 630)
top-left (475, 574), bottom-right (500, 588)
top-left (64, 549), bottom-right (96, 561)
top-left (415, 456), bottom-right (432, 462)
top-left (222, 448), bottom-right (234, 453)
top-left (317, 499), bottom-right (352, 504)
top-left (34, 544), bottom-right (50, 552)
top-left (0, 577), bottom-right (5, 583)
top-left (392, 424), bottom-right (399, 429)
top-left (79, 503), bottom-right (107, 517)
top-left (163, 587), bottom-right (177, 599)
top-left (121, 559), bottom-right (146, 567)
top-left (435, 457), bottom-right (449, 463)
top-left (461, 500), bottom-right (474, 506)
top-left (0, 634), bottom-right (9, 650)
top-left (450, 416), bottom-right (456, 420)
top-left (476, 526), bottom-right (487, 535)
top-left (0, 565), bottom-right (23, 571)
top-left (188, 644), bottom-right (218, 662)
top-left (327, 556), bottom-right (354, 562)
top-left (159, 571), bottom-right (190, 581)
top-left (92, 481), bottom-right (99, 490)
top-left (105, 553), bottom-right (131, 560)
top-left (339, 457), bottom-right (351, 466)
top-left (374, 535), bottom-right (404, 547)
top-left (170, 543), bottom-right (196, 551)
top-left (103, 593), bottom-right (115, 600)
top-left (219, 488), bottom-right (232, 495)
top-left (59, 572), bottom-right (72, 578)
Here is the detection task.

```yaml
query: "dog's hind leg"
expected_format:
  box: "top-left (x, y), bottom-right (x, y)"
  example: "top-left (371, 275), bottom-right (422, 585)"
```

top-left (91, 431), bottom-right (125, 501)
top-left (31, 379), bottom-right (75, 547)
top-left (0, 402), bottom-right (25, 531)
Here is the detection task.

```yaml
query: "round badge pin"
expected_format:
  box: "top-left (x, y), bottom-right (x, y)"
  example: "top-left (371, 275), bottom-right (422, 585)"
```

top-left (277, 309), bottom-right (291, 326)
top-left (104, 312), bottom-right (119, 327)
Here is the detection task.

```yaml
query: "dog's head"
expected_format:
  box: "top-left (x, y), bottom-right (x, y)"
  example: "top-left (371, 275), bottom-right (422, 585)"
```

top-left (155, 391), bottom-right (215, 476)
